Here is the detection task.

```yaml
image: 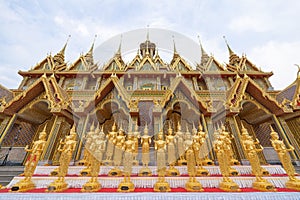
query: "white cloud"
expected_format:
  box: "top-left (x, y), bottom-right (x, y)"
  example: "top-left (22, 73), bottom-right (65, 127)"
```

top-left (248, 41), bottom-right (300, 89)
top-left (229, 15), bottom-right (271, 33)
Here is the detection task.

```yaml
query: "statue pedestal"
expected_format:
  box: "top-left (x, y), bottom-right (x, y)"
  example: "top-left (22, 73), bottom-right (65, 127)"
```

top-left (201, 158), bottom-right (214, 166)
top-left (177, 159), bottom-right (187, 166)
top-left (166, 166), bottom-right (180, 176)
top-left (229, 167), bottom-right (239, 176)
top-left (196, 167), bottom-right (209, 176)
top-left (46, 178), bottom-right (68, 192)
top-left (185, 178), bottom-right (203, 192)
top-left (108, 167), bottom-right (123, 176)
top-left (286, 179), bottom-right (300, 191)
top-left (154, 178), bottom-right (171, 192)
top-left (117, 178), bottom-right (135, 192)
top-left (253, 179), bottom-right (276, 191)
top-left (50, 168), bottom-right (59, 176)
top-left (138, 167), bottom-right (152, 176)
top-left (132, 160), bottom-right (139, 166)
top-left (10, 179), bottom-right (35, 192)
top-left (80, 167), bottom-right (91, 176)
top-left (81, 179), bottom-right (101, 192)
top-left (219, 179), bottom-right (240, 192)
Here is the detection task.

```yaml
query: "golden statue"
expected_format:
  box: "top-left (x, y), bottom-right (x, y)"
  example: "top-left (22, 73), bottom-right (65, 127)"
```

top-left (109, 124), bottom-right (125, 176)
top-left (47, 125), bottom-right (77, 192)
top-left (240, 124), bottom-right (275, 191)
top-left (270, 126), bottom-right (300, 191)
top-left (220, 124), bottom-right (240, 165)
top-left (166, 123), bottom-right (180, 176)
top-left (132, 122), bottom-right (140, 166)
top-left (79, 123), bottom-right (98, 176)
top-left (10, 125), bottom-right (48, 192)
top-left (218, 125), bottom-right (239, 176)
top-left (154, 131), bottom-right (170, 192)
top-left (139, 124), bottom-right (152, 176)
top-left (118, 131), bottom-right (135, 192)
top-left (78, 122), bottom-right (96, 166)
top-left (184, 129), bottom-right (203, 192)
top-left (213, 130), bottom-right (240, 192)
top-left (103, 122), bottom-right (117, 165)
top-left (191, 124), bottom-right (209, 176)
top-left (175, 122), bottom-right (187, 166)
top-left (196, 123), bottom-right (213, 166)
top-left (81, 125), bottom-right (107, 192)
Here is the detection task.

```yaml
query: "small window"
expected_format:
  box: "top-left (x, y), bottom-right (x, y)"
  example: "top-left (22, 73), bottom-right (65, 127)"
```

top-left (127, 86), bottom-right (132, 90)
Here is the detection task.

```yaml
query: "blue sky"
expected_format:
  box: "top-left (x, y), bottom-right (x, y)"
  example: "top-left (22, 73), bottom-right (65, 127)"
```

top-left (1, 0), bottom-right (300, 89)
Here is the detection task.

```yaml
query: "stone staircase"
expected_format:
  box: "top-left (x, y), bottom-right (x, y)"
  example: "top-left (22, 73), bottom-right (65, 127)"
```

top-left (0, 166), bottom-right (24, 186)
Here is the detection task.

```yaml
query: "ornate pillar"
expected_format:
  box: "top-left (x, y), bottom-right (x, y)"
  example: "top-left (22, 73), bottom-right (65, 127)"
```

top-left (203, 116), bottom-right (215, 160)
top-left (41, 116), bottom-right (65, 163)
top-left (192, 77), bottom-right (198, 91)
top-left (0, 114), bottom-right (17, 145)
top-left (74, 116), bottom-right (89, 161)
top-left (227, 116), bottom-right (246, 161)
top-left (273, 115), bottom-right (298, 161)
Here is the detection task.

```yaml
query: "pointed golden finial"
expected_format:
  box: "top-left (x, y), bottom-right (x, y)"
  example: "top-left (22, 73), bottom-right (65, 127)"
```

top-left (95, 122), bottom-right (100, 133)
top-left (172, 35), bottom-right (178, 55)
top-left (223, 36), bottom-right (234, 56)
top-left (42, 124), bottom-right (47, 133)
top-left (90, 121), bottom-right (95, 131)
top-left (177, 121), bottom-right (181, 131)
top-left (101, 125), bottom-right (104, 133)
top-left (116, 34), bottom-right (122, 55)
top-left (53, 35), bottom-right (71, 64)
top-left (112, 122), bottom-right (117, 131)
top-left (85, 35), bottom-right (97, 60)
top-left (146, 25), bottom-right (150, 41)
top-left (144, 123), bottom-right (148, 135)
top-left (71, 123), bottom-right (76, 133)
top-left (198, 123), bottom-right (203, 131)
top-left (198, 35), bottom-right (209, 65)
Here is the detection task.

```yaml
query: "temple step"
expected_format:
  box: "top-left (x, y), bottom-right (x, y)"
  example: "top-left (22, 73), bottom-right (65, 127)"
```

top-left (0, 166), bottom-right (24, 186)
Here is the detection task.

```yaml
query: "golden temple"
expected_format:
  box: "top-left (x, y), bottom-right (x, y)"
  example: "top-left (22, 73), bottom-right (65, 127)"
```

top-left (0, 32), bottom-right (300, 192)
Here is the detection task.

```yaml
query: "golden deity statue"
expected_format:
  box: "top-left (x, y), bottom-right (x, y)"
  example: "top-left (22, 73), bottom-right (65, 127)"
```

top-left (213, 129), bottom-right (240, 192)
top-left (218, 125), bottom-right (239, 176)
top-left (81, 125), bottom-right (107, 192)
top-left (103, 122), bottom-right (117, 165)
top-left (109, 124), bottom-right (125, 176)
top-left (175, 122), bottom-right (187, 166)
top-left (184, 129), bottom-right (203, 192)
top-left (220, 124), bottom-right (240, 165)
top-left (139, 124), bottom-right (152, 176)
top-left (47, 125), bottom-right (77, 192)
top-left (78, 122), bottom-right (96, 166)
top-left (192, 123), bottom-right (209, 176)
top-left (196, 124), bottom-right (213, 166)
top-left (79, 123), bottom-right (98, 176)
top-left (166, 123), bottom-right (180, 176)
top-left (132, 122), bottom-right (140, 166)
top-left (118, 131), bottom-right (135, 192)
top-left (154, 131), bottom-right (170, 192)
top-left (10, 125), bottom-right (48, 192)
top-left (240, 124), bottom-right (275, 191)
top-left (270, 126), bottom-right (300, 191)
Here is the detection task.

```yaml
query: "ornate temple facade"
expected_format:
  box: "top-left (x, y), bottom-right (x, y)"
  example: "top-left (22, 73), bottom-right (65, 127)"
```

top-left (0, 34), bottom-right (299, 167)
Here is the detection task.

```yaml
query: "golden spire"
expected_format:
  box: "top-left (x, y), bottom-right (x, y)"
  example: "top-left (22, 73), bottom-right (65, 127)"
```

top-left (85, 35), bottom-right (97, 64)
top-left (198, 122), bottom-right (203, 132)
top-left (198, 35), bottom-right (209, 66)
top-left (116, 34), bottom-right (122, 56)
top-left (177, 121), bottom-right (181, 132)
top-left (295, 64), bottom-right (300, 78)
top-left (53, 35), bottom-right (71, 65)
top-left (144, 123), bottom-right (149, 135)
top-left (95, 122), bottom-right (100, 133)
top-left (223, 36), bottom-right (240, 66)
top-left (146, 25), bottom-right (150, 41)
top-left (172, 35), bottom-right (178, 56)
